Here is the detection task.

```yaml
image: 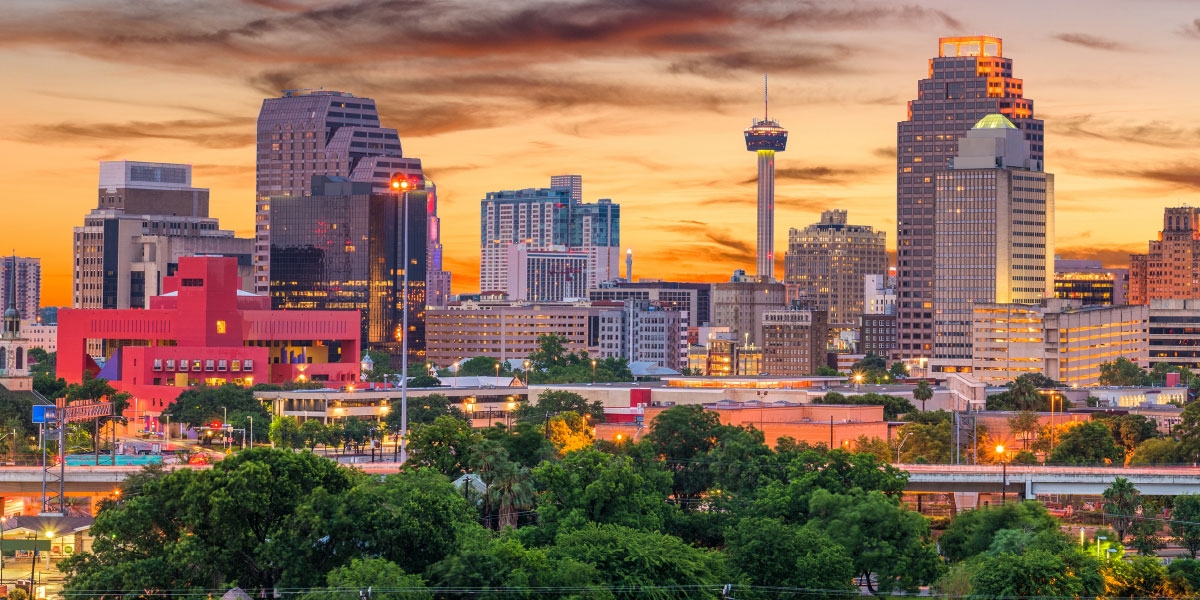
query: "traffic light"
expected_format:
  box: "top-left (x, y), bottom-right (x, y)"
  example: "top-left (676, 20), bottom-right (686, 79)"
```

top-left (210, 420), bottom-right (222, 430)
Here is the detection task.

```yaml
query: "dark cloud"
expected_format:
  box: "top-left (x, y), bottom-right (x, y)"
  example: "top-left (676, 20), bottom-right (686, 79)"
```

top-left (1054, 244), bottom-right (1141, 269)
top-left (1182, 18), bottom-right (1200, 39)
top-left (737, 165), bottom-right (880, 186)
top-left (667, 47), bottom-right (853, 77)
top-left (1121, 163), bottom-right (1200, 190)
top-left (1053, 33), bottom-right (1130, 51)
top-left (1055, 114), bottom-right (1200, 149)
top-left (10, 116), bottom-right (256, 149)
top-left (872, 147), bottom-right (896, 159)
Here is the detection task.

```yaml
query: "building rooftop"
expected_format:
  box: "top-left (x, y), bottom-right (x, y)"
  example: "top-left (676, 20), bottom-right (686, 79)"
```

top-left (974, 114), bottom-right (1017, 129)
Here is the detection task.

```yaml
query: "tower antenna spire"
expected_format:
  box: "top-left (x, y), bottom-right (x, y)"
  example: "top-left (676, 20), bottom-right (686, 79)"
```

top-left (763, 74), bottom-right (769, 120)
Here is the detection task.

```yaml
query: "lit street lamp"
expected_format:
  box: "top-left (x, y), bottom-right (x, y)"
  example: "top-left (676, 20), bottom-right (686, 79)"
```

top-left (591, 359), bottom-right (597, 383)
top-left (996, 444), bottom-right (1008, 505)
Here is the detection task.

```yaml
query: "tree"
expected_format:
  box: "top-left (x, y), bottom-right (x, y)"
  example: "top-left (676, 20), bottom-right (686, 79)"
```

top-left (519, 389), bottom-right (605, 423)
top-left (820, 392), bottom-right (915, 420)
top-left (269, 415), bottom-right (303, 449)
top-left (1105, 555), bottom-right (1170, 599)
top-left (407, 415), bottom-right (479, 478)
top-left (1103, 477), bottom-right (1141, 543)
top-left (427, 535), bottom-right (600, 599)
top-left (545, 412), bottom-right (593, 456)
top-left (1008, 411), bottom-right (1042, 450)
top-left (164, 384), bottom-right (269, 429)
top-left (1177, 401), bottom-right (1200, 463)
top-left (1173, 495), bottom-right (1200, 558)
top-left (456, 356), bottom-right (510, 377)
top-left (938, 501), bottom-right (1066, 563)
top-left (646, 405), bottom-right (723, 506)
top-left (1049, 420), bottom-right (1122, 465)
top-left (1167, 558), bottom-right (1200, 595)
top-left (815, 365), bottom-right (840, 377)
top-left (299, 558), bottom-right (430, 600)
top-left (804, 489), bottom-right (943, 594)
top-left (339, 417), bottom-right (371, 453)
top-left (61, 449), bottom-right (358, 592)
top-left (532, 448), bottom-right (673, 536)
top-left (888, 361), bottom-right (908, 380)
top-left (895, 412), bottom-right (953, 464)
top-left (1099, 357), bottom-right (1150, 386)
top-left (548, 524), bottom-right (726, 598)
top-left (912, 380), bottom-right (933, 411)
top-left (1102, 414), bottom-right (1160, 457)
top-left (1009, 375), bottom-right (1041, 411)
top-left (485, 460), bottom-right (534, 530)
top-left (408, 374), bottom-right (442, 388)
top-left (299, 419), bottom-right (327, 452)
top-left (1129, 437), bottom-right (1180, 466)
top-left (725, 517), bottom-right (854, 591)
top-left (971, 549), bottom-right (1102, 599)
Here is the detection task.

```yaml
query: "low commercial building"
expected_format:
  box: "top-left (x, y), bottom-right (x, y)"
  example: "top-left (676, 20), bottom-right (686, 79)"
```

top-left (972, 300), bottom-right (1148, 386)
top-left (861, 313), bottom-right (897, 357)
top-left (426, 300), bottom-right (616, 366)
top-left (21, 320), bottom-right (56, 352)
top-left (589, 280), bottom-right (713, 327)
top-left (761, 309), bottom-right (827, 376)
top-left (58, 256), bottom-right (361, 411)
top-left (1054, 259), bottom-right (1126, 306)
top-left (259, 385), bottom-right (529, 428)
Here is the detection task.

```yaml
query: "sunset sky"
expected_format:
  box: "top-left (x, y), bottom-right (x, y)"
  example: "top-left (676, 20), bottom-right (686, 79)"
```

top-left (2, 0), bottom-right (1199, 307)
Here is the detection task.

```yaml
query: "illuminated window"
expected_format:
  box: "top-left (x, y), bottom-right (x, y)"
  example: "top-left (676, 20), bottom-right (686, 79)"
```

top-left (216, 320), bottom-right (227, 334)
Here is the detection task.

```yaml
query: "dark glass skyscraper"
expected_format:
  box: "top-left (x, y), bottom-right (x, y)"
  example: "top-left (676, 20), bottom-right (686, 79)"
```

top-left (894, 36), bottom-right (1044, 361)
top-left (270, 176), bottom-right (428, 362)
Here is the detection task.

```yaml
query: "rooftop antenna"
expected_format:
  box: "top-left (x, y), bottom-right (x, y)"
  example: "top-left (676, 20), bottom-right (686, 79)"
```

top-left (763, 74), bottom-right (769, 120)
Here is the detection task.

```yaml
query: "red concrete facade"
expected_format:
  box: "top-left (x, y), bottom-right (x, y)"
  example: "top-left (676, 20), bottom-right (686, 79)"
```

top-left (59, 257), bottom-right (360, 416)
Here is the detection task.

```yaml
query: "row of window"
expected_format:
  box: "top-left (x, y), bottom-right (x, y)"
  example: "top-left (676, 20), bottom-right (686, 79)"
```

top-left (152, 358), bottom-right (255, 372)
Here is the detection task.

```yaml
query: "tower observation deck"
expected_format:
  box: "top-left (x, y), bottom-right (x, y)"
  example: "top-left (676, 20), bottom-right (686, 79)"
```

top-left (745, 75), bottom-right (787, 281)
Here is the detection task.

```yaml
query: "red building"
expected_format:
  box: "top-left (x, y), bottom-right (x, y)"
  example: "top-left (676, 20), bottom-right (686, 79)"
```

top-left (59, 256), bottom-right (360, 417)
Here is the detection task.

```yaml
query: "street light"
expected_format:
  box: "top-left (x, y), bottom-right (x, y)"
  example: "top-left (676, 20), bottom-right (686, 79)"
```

top-left (1096, 535), bottom-right (1108, 558)
top-left (591, 359), bottom-right (597, 383)
top-left (854, 372), bottom-right (864, 391)
top-left (995, 444), bottom-right (1008, 505)
top-left (523, 360), bottom-right (530, 387)
top-left (391, 174), bottom-right (415, 464)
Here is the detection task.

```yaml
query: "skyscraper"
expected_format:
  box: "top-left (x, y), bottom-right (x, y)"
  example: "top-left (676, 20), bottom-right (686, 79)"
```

top-left (254, 90), bottom-right (431, 295)
top-left (550, 174), bottom-right (583, 204)
top-left (784, 210), bottom-right (887, 333)
top-left (932, 114), bottom-right (1053, 372)
top-left (0, 256), bottom-right (40, 322)
top-left (744, 76), bottom-right (787, 281)
top-left (895, 36), bottom-right (1044, 360)
top-left (1129, 207), bottom-right (1200, 304)
top-left (270, 175), bottom-right (428, 360)
top-left (74, 162), bottom-right (251, 311)
top-left (479, 177), bottom-right (620, 293)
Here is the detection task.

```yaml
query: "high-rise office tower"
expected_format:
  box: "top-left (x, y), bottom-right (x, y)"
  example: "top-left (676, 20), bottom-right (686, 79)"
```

top-left (74, 162), bottom-right (252, 311)
top-left (426, 188), bottom-right (452, 307)
top-left (784, 210), bottom-right (887, 333)
top-left (254, 90), bottom-right (428, 294)
top-left (550, 174), bottom-right (583, 204)
top-left (744, 76), bottom-right (787, 281)
top-left (270, 175), bottom-right (428, 360)
top-left (480, 177), bottom-right (620, 293)
top-left (714, 272), bottom-right (787, 348)
top-left (0, 256), bottom-right (40, 322)
top-left (1129, 207), bottom-right (1200, 304)
top-left (932, 114), bottom-right (1053, 372)
top-left (895, 36), bottom-right (1044, 360)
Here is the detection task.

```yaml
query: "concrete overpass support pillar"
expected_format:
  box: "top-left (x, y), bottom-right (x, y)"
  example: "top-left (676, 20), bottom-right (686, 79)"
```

top-left (1025, 477), bottom-right (1034, 500)
top-left (952, 492), bottom-right (978, 512)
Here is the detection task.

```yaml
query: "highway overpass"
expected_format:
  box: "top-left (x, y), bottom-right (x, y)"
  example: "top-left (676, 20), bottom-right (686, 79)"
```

top-left (902, 464), bottom-right (1200, 498)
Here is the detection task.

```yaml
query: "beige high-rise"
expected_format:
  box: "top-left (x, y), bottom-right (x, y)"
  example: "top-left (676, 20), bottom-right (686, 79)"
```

top-left (784, 210), bottom-right (887, 333)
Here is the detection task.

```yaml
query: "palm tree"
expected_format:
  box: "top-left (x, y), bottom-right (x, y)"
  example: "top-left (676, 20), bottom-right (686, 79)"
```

top-left (913, 381), bottom-right (933, 412)
top-left (487, 463), bottom-right (534, 530)
top-left (1103, 477), bottom-right (1141, 542)
top-left (1010, 376), bottom-right (1041, 411)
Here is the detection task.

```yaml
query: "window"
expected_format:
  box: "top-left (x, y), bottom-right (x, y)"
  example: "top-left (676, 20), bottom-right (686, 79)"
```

top-left (192, 359), bottom-right (202, 371)
top-left (216, 320), bottom-right (227, 334)
top-left (205, 360), bottom-right (215, 372)
top-left (181, 278), bottom-right (203, 287)
top-left (244, 359), bottom-right (254, 371)
top-left (218, 360), bottom-right (227, 372)
top-left (153, 359), bottom-right (162, 371)
top-left (179, 360), bottom-right (188, 372)
top-left (231, 360), bottom-right (241, 372)
top-left (166, 359), bottom-right (175, 371)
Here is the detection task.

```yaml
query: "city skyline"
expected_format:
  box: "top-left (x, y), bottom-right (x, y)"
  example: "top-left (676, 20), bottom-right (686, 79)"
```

top-left (3, 1), bottom-right (1200, 305)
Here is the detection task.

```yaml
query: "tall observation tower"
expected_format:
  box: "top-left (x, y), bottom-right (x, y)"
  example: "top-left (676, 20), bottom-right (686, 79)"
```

top-left (744, 75), bottom-right (787, 281)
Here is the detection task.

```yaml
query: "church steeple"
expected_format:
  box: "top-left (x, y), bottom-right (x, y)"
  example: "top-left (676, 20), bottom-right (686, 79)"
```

top-left (3, 253), bottom-right (21, 339)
